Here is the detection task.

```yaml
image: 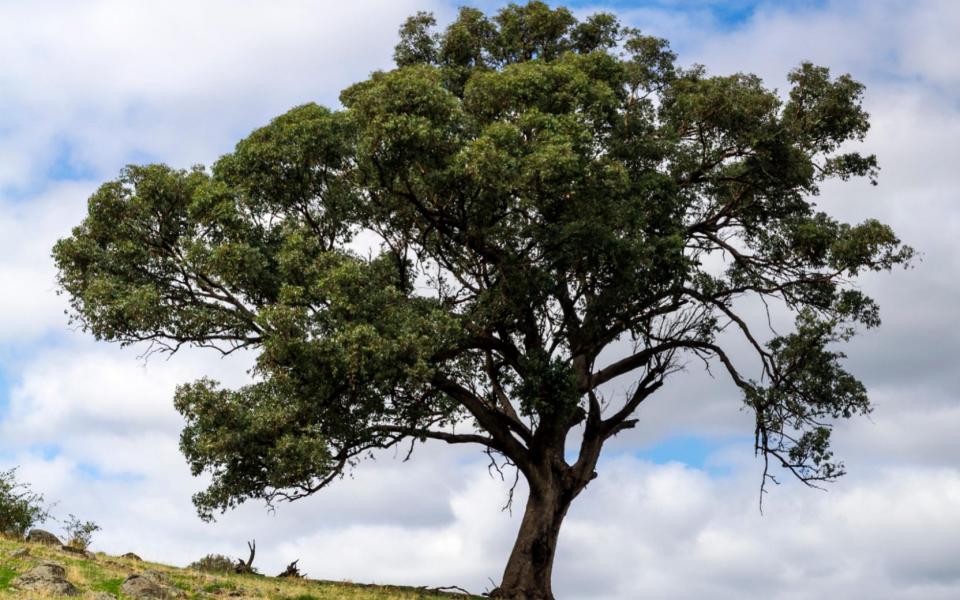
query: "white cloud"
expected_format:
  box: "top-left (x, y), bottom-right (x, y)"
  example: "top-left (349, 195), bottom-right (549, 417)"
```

top-left (0, 0), bottom-right (450, 190)
top-left (551, 457), bottom-right (960, 599)
top-left (4, 343), bottom-right (247, 434)
top-left (0, 182), bottom-right (94, 342)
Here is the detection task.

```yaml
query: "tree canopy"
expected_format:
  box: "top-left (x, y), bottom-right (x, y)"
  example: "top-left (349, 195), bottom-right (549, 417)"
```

top-left (53, 3), bottom-right (911, 598)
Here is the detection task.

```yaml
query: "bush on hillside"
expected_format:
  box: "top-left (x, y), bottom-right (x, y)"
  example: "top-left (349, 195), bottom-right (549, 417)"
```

top-left (64, 514), bottom-right (101, 550)
top-left (189, 554), bottom-right (237, 574)
top-left (0, 468), bottom-right (51, 538)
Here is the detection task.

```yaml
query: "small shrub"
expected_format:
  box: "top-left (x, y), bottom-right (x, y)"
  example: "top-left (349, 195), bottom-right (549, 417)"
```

top-left (0, 467), bottom-right (51, 538)
top-left (63, 514), bottom-right (101, 550)
top-left (189, 554), bottom-right (237, 574)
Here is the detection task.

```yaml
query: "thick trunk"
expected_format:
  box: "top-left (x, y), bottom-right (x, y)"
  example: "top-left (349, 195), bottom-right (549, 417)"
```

top-left (494, 478), bottom-right (574, 600)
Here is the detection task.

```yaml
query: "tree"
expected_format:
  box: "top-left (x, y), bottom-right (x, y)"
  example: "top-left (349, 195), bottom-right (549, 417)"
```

top-left (53, 3), bottom-right (912, 598)
top-left (0, 468), bottom-right (51, 538)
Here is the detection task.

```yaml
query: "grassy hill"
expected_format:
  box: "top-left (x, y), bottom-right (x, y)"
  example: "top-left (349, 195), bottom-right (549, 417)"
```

top-left (0, 534), bottom-right (482, 599)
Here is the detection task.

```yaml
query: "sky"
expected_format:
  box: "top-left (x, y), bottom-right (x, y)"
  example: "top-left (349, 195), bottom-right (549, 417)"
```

top-left (0, 0), bottom-right (958, 598)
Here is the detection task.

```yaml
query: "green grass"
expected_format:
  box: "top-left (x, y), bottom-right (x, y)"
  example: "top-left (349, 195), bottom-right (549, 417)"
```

top-left (76, 558), bottom-right (124, 595)
top-left (0, 534), bottom-right (481, 599)
top-left (0, 565), bottom-right (16, 591)
top-left (203, 579), bottom-right (239, 593)
top-left (90, 576), bottom-right (124, 595)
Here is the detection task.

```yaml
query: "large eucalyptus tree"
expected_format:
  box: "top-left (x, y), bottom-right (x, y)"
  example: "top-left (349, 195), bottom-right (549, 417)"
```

top-left (53, 3), bottom-right (911, 598)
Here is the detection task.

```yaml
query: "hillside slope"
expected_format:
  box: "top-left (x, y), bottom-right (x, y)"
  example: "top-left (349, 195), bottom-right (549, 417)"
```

top-left (0, 535), bottom-right (481, 599)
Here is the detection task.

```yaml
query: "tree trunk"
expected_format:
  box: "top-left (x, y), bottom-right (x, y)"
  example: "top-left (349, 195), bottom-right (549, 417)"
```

top-left (495, 477), bottom-right (574, 600)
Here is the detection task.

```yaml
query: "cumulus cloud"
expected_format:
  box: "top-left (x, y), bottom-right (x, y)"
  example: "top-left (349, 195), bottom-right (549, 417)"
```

top-left (0, 182), bottom-right (93, 342)
top-left (554, 458), bottom-right (960, 599)
top-left (0, 0), bottom-right (451, 191)
top-left (0, 1), bottom-right (958, 598)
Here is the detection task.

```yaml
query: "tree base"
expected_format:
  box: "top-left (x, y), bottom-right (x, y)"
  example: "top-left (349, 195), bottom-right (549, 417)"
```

top-left (488, 586), bottom-right (554, 600)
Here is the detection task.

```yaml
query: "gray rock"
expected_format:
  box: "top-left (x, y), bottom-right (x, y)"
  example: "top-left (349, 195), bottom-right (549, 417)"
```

top-left (141, 570), bottom-right (171, 585)
top-left (26, 528), bottom-right (63, 545)
top-left (91, 593), bottom-right (116, 600)
top-left (122, 552), bottom-right (143, 561)
top-left (8, 547), bottom-right (29, 559)
top-left (120, 575), bottom-right (166, 599)
top-left (60, 544), bottom-right (95, 560)
top-left (12, 560), bottom-right (79, 596)
top-left (120, 573), bottom-right (185, 599)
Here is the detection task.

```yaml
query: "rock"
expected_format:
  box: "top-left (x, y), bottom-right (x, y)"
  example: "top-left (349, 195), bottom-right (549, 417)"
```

top-left (59, 544), bottom-right (97, 560)
top-left (120, 575), bottom-right (165, 599)
top-left (122, 552), bottom-right (143, 561)
top-left (12, 560), bottom-right (79, 596)
top-left (91, 593), bottom-right (116, 600)
top-left (141, 570), bottom-right (171, 585)
top-left (64, 544), bottom-right (93, 556)
top-left (8, 547), bottom-right (29, 559)
top-left (120, 573), bottom-right (185, 599)
top-left (26, 528), bottom-right (63, 545)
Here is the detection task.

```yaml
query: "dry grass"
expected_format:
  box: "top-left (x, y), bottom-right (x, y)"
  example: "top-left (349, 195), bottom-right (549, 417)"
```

top-left (0, 534), bottom-right (481, 599)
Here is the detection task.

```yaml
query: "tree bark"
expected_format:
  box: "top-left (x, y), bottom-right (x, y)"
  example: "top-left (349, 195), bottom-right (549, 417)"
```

top-left (494, 476), bottom-right (575, 600)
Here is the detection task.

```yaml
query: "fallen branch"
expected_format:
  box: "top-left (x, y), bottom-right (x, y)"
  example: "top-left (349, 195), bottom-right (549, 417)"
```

top-left (417, 584), bottom-right (473, 595)
top-left (235, 540), bottom-right (256, 574)
top-left (277, 559), bottom-right (304, 578)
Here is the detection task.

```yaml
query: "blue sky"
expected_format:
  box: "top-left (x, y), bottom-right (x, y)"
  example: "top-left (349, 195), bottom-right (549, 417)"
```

top-left (633, 435), bottom-right (741, 474)
top-left (0, 1), bottom-right (958, 598)
top-left (568, 0), bottom-right (759, 26)
top-left (0, 366), bottom-right (8, 412)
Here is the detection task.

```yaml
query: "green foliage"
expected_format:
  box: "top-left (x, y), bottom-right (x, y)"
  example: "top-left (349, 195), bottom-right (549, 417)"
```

top-left (0, 468), bottom-right (50, 538)
top-left (189, 554), bottom-right (237, 574)
top-left (53, 0), bottom-right (911, 530)
top-left (63, 514), bottom-right (101, 550)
